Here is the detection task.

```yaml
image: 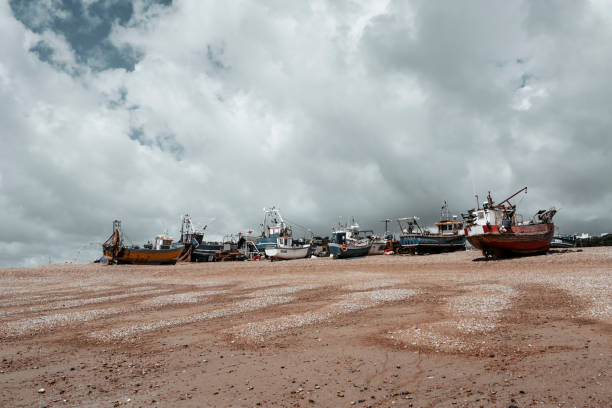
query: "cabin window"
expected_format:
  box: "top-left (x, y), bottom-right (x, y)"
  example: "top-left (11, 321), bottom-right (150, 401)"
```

top-left (331, 233), bottom-right (346, 244)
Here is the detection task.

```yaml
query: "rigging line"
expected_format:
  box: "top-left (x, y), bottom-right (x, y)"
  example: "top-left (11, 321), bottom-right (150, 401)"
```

top-left (283, 217), bottom-right (311, 232)
top-left (516, 190), bottom-right (527, 206)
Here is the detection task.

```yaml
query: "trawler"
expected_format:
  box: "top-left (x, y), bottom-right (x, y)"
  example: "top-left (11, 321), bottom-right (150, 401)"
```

top-left (264, 234), bottom-right (311, 260)
top-left (103, 220), bottom-right (183, 265)
top-left (397, 202), bottom-right (466, 254)
top-left (328, 219), bottom-right (372, 259)
top-left (256, 207), bottom-right (288, 251)
top-left (463, 187), bottom-right (556, 257)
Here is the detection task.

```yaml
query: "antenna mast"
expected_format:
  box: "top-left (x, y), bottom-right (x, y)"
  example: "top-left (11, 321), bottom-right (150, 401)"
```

top-left (379, 219), bottom-right (391, 235)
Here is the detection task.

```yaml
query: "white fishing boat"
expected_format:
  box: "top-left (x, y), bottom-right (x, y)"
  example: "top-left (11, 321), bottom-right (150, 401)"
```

top-left (354, 228), bottom-right (388, 255)
top-left (368, 236), bottom-right (388, 255)
top-left (264, 236), bottom-right (311, 260)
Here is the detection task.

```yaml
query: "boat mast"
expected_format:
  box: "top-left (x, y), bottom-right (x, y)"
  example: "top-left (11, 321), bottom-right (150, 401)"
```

top-left (112, 220), bottom-right (123, 247)
top-left (262, 206), bottom-right (285, 237)
top-left (379, 219), bottom-right (391, 235)
top-left (180, 214), bottom-right (194, 243)
top-left (440, 201), bottom-right (449, 221)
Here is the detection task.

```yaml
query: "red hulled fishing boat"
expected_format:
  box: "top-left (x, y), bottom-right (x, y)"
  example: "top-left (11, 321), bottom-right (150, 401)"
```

top-left (463, 187), bottom-right (556, 258)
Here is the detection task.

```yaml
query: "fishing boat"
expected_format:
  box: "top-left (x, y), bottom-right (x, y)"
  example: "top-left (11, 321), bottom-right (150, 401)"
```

top-left (176, 214), bottom-right (204, 262)
top-left (368, 235), bottom-right (389, 255)
top-left (102, 220), bottom-right (183, 265)
top-left (354, 229), bottom-right (388, 255)
top-left (264, 235), bottom-right (311, 260)
top-left (328, 220), bottom-right (372, 259)
top-left (551, 234), bottom-right (576, 248)
top-left (192, 242), bottom-right (225, 262)
top-left (256, 207), bottom-right (288, 251)
top-left (463, 187), bottom-right (557, 257)
top-left (397, 202), bottom-right (466, 254)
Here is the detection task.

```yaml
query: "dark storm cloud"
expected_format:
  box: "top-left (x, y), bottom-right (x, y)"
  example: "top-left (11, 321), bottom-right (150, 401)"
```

top-left (10, 0), bottom-right (169, 70)
top-left (0, 0), bottom-right (611, 267)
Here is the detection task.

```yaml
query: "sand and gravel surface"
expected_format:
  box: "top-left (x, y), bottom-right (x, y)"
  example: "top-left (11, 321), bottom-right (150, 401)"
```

top-left (0, 248), bottom-right (610, 407)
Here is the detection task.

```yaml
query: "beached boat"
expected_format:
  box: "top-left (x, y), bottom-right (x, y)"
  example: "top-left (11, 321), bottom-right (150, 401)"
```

top-left (256, 207), bottom-right (288, 251)
top-left (353, 229), bottom-right (388, 255)
top-left (463, 187), bottom-right (556, 257)
top-left (192, 242), bottom-right (225, 261)
top-left (175, 214), bottom-right (204, 262)
top-left (264, 236), bottom-right (311, 260)
top-left (328, 221), bottom-right (372, 259)
top-left (551, 235), bottom-right (576, 248)
top-left (368, 236), bottom-right (389, 255)
top-left (102, 220), bottom-right (183, 265)
top-left (397, 202), bottom-right (466, 254)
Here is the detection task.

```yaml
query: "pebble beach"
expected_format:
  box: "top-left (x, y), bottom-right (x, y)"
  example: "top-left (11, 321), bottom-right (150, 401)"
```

top-left (0, 248), bottom-right (610, 407)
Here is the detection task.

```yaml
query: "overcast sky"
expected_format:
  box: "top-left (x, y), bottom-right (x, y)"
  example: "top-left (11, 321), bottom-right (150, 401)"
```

top-left (1, 0), bottom-right (611, 267)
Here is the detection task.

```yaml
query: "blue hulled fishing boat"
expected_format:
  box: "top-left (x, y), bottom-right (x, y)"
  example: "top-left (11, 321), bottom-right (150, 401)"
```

top-left (550, 234), bottom-right (576, 248)
top-left (256, 207), bottom-right (288, 251)
top-left (328, 220), bottom-right (372, 259)
top-left (397, 202), bottom-right (466, 254)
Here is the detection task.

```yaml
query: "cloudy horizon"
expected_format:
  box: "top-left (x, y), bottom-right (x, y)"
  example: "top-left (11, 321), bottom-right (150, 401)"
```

top-left (1, 0), bottom-right (611, 267)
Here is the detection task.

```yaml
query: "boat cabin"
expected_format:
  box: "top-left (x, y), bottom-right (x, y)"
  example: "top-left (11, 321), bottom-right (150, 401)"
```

top-left (471, 208), bottom-right (515, 227)
top-left (268, 225), bottom-right (283, 237)
top-left (277, 236), bottom-right (294, 247)
top-left (330, 231), bottom-right (346, 244)
top-left (154, 235), bottom-right (174, 250)
top-left (261, 207), bottom-right (288, 238)
top-left (434, 218), bottom-right (464, 235)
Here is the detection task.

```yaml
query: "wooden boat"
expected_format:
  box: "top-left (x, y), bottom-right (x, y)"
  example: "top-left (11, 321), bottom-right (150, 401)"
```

top-left (397, 202), bottom-right (466, 254)
top-left (264, 236), bottom-right (311, 260)
top-left (463, 187), bottom-right (556, 257)
top-left (102, 220), bottom-right (183, 265)
top-left (328, 220), bottom-right (372, 259)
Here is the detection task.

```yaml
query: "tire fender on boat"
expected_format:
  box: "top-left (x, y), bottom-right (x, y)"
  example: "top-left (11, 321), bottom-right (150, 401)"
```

top-left (341, 244), bottom-right (348, 252)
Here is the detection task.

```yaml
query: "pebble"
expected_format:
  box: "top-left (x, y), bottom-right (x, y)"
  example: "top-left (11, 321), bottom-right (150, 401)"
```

top-left (38, 388), bottom-right (45, 393)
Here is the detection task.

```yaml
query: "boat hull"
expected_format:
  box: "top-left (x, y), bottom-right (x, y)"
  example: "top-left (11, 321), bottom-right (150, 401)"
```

top-left (256, 237), bottom-right (279, 251)
top-left (399, 234), bottom-right (465, 253)
top-left (103, 246), bottom-right (183, 265)
top-left (465, 223), bottom-right (554, 257)
top-left (264, 246), bottom-right (310, 260)
top-left (550, 236), bottom-right (576, 248)
top-left (368, 241), bottom-right (388, 255)
top-left (192, 243), bottom-right (224, 261)
top-left (328, 243), bottom-right (372, 258)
